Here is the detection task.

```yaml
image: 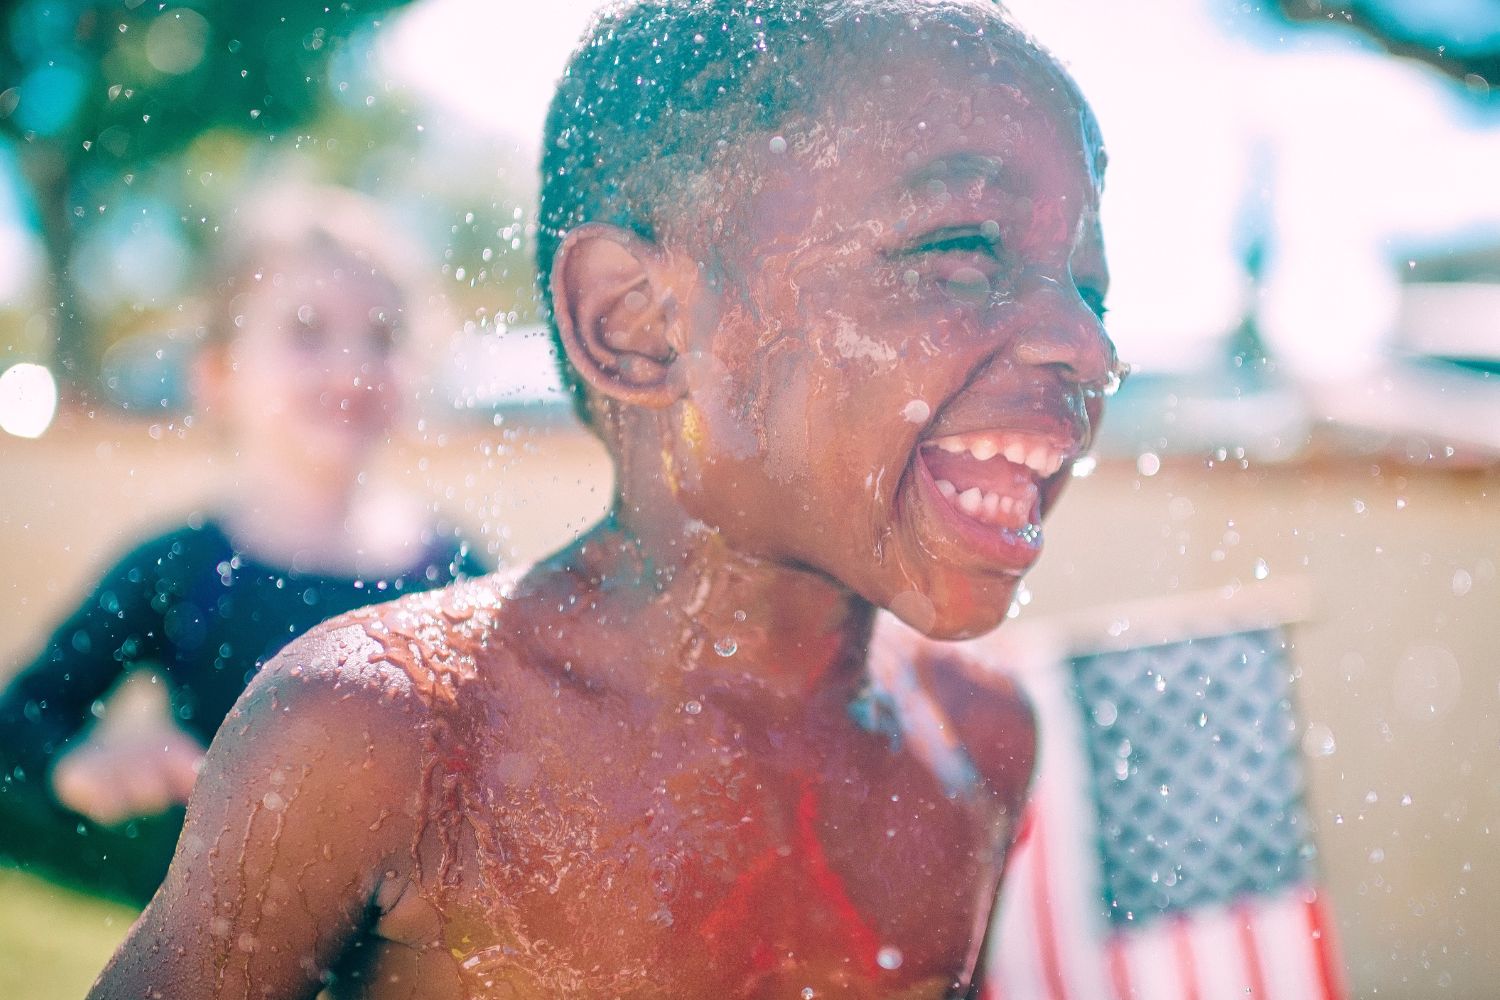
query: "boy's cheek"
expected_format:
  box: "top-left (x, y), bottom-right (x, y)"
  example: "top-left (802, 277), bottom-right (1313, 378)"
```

top-left (800, 274), bottom-right (972, 359)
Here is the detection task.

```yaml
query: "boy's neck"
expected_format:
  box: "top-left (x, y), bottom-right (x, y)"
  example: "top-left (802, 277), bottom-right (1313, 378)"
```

top-left (544, 508), bottom-right (877, 718)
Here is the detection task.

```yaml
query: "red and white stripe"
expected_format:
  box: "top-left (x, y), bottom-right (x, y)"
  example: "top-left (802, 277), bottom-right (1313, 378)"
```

top-left (991, 810), bottom-right (1346, 1000)
top-left (979, 639), bottom-right (1347, 1000)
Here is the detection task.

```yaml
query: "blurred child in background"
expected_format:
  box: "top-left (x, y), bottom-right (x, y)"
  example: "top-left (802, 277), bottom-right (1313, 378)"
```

top-left (0, 182), bottom-right (486, 904)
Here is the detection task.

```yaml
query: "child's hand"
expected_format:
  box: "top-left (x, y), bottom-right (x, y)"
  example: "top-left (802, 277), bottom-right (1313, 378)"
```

top-left (51, 724), bottom-right (206, 826)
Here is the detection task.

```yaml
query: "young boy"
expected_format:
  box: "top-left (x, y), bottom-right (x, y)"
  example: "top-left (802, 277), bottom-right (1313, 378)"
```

top-left (91, 1), bottom-right (1117, 997)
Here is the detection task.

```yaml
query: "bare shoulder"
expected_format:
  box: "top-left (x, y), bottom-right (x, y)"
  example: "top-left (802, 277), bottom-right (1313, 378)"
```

top-left (247, 574), bottom-right (523, 721)
top-left (87, 580), bottom-right (525, 999)
top-left (202, 575), bottom-right (522, 827)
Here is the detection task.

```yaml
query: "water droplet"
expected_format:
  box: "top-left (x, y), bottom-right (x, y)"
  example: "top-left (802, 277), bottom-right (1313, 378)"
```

top-left (945, 267), bottom-right (990, 302)
top-left (902, 399), bottom-right (931, 424)
top-left (1253, 558), bottom-right (1270, 580)
top-left (801, 989), bottom-right (816, 1000)
top-left (1104, 361), bottom-right (1130, 397)
top-left (1071, 455), bottom-right (1097, 478)
top-left (1092, 700), bottom-right (1118, 727)
top-left (1136, 452), bottom-right (1161, 477)
top-left (713, 637), bottom-right (737, 657)
top-left (1303, 722), bottom-right (1337, 757)
top-left (876, 945), bottom-right (903, 970)
top-left (768, 135), bottom-right (787, 154)
top-left (684, 700), bottom-right (702, 716)
top-left (1452, 569), bottom-right (1473, 596)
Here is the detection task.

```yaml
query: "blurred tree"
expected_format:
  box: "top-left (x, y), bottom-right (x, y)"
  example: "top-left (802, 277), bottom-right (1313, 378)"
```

top-left (0, 0), bottom-right (416, 389)
top-left (1278, 0), bottom-right (1500, 90)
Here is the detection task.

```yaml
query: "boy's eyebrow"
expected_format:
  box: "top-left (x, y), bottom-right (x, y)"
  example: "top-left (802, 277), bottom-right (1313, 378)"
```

top-left (901, 152), bottom-right (1007, 192)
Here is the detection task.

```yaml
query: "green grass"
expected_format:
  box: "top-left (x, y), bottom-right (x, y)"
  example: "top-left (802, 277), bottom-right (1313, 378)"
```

top-left (0, 867), bottom-right (137, 1000)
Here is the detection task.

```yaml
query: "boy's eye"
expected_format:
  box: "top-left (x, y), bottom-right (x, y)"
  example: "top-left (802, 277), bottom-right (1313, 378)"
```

top-left (899, 226), bottom-right (1001, 258)
top-left (890, 227), bottom-right (1006, 304)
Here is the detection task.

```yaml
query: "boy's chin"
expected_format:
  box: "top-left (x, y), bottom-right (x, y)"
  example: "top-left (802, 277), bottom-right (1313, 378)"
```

top-left (886, 581), bottom-right (1017, 641)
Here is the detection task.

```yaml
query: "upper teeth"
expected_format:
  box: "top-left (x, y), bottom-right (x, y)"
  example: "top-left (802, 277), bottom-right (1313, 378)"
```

top-left (929, 432), bottom-right (1068, 477)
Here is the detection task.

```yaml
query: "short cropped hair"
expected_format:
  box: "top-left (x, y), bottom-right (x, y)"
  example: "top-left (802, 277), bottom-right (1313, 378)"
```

top-left (537, 0), bottom-right (1064, 422)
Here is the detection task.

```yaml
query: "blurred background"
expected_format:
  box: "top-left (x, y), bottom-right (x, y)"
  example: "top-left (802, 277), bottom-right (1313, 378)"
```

top-left (1, 0), bottom-right (1497, 996)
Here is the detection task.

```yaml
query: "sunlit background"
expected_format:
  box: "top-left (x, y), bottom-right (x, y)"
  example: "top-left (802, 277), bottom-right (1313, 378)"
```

top-left (4, 0), bottom-right (1499, 437)
top-left (1, 1), bottom-right (1497, 997)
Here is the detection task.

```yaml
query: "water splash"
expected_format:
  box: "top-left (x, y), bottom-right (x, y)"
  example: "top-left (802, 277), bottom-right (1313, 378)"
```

top-left (1303, 722), bottom-right (1337, 757)
top-left (901, 398), bottom-right (931, 424)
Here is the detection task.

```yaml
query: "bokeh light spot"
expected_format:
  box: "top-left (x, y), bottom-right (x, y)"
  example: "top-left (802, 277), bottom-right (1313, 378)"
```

top-left (0, 363), bottom-right (59, 439)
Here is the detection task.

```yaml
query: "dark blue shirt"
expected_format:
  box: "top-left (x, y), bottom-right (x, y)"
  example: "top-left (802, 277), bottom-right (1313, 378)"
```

top-left (0, 517), bottom-right (487, 784)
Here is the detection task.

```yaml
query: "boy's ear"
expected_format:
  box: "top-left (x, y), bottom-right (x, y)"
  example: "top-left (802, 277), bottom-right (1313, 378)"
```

top-left (550, 224), bottom-right (684, 409)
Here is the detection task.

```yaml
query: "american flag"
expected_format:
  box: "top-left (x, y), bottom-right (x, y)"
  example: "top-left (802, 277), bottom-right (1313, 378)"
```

top-left (981, 624), bottom-right (1348, 1000)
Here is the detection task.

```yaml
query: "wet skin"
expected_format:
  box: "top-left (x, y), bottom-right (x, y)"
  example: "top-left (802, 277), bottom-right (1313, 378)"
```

top-left (90, 36), bottom-right (1113, 1000)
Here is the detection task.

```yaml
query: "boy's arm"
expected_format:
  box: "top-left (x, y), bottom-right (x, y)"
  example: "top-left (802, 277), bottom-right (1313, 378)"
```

top-left (909, 641), bottom-right (1037, 809)
top-left (872, 627), bottom-right (1035, 997)
top-left (88, 622), bottom-right (425, 1000)
top-left (908, 640), bottom-right (1037, 1000)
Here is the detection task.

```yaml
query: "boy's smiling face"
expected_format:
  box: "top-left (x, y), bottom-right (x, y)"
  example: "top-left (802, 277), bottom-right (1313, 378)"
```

top-left (661, 36), bottom-right (1116, 639)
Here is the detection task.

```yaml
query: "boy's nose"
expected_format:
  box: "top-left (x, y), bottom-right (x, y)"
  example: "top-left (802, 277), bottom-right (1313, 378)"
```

top-left (1005, 272), bottom-right (1116, 390)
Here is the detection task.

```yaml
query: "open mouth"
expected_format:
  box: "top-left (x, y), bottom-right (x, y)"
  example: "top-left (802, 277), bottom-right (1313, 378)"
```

top-left (915, 429), bottom-right (1078, 555)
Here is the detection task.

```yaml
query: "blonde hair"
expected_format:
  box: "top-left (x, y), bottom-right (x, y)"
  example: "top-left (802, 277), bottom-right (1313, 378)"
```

top-left (203, 181), bottom-right (431, 350)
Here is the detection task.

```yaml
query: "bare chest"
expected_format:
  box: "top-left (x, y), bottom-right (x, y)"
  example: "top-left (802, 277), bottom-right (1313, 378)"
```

top-left (374, 704), bottom-right (1015, 999)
